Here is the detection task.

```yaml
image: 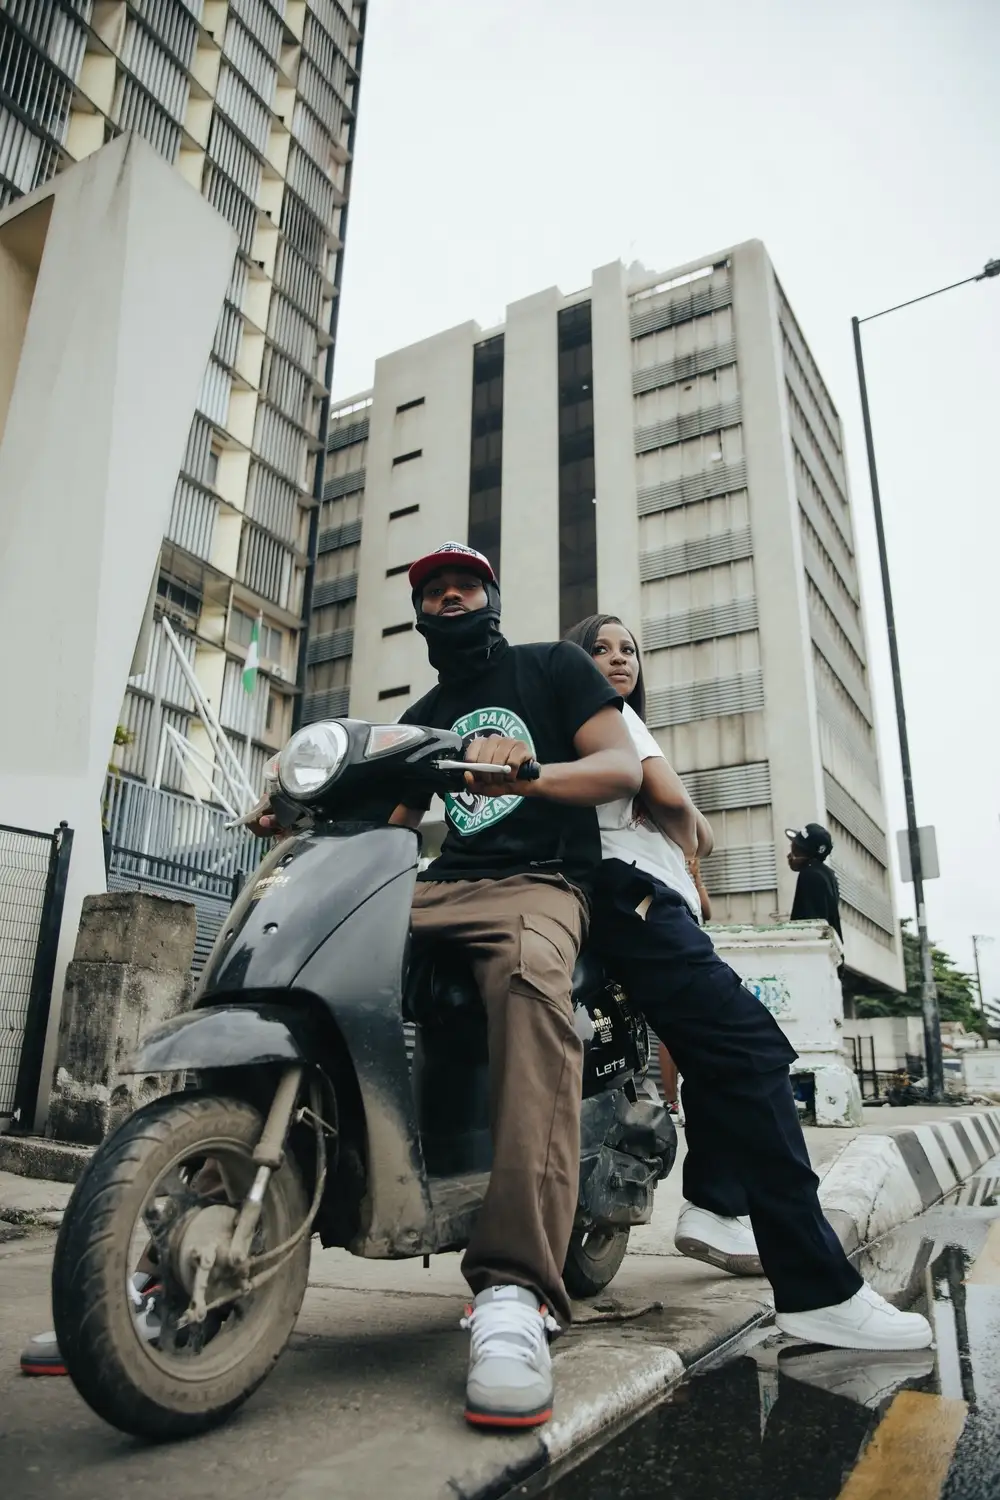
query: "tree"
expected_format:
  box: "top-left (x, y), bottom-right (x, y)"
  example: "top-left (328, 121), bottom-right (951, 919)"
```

top-left (854, 921), bottom-right (980, 1032)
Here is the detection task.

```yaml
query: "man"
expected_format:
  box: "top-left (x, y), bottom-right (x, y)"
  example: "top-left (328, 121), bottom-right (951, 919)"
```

top-left (787, 823), bottom-right (843, 940)
top-left (390, 543), bottom-right (640, 1428)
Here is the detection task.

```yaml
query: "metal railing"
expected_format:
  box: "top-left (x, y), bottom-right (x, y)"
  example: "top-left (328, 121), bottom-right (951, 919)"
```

top-left (0, 821), bottom-right (73, 1125)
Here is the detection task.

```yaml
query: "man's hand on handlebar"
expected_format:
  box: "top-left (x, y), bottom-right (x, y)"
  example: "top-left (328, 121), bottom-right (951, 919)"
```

top-left (462, 736), bottom-right (539, 799)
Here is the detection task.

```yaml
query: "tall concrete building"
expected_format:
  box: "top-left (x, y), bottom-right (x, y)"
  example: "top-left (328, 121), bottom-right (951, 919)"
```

top-left (307, 241), bottom-right (903, 992)
top-left (0, 0), bottom-right (365, 805)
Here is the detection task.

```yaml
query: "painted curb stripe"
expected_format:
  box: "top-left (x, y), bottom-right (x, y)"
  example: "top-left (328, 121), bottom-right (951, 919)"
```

top-left (912, 1125), bottom-right (959, 1193)
top-left (835, 1391), bottom-right (967, 1500)
top-left (935, 1122), bottom-right (974, 1179)
top-left (892, 1131), bottom-right (944, 1212)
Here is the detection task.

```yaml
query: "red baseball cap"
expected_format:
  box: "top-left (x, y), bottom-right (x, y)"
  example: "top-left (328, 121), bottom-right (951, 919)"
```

top-left (408, 541), bottom-right (497, 593)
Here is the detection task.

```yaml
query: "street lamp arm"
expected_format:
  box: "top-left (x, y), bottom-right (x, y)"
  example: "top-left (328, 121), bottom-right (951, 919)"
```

top-left (857, 260), bottom-right (999, 325)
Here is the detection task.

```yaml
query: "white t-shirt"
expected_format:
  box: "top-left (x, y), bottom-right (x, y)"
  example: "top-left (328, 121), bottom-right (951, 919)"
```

top-left (598, 704), bottom-right (701, 919)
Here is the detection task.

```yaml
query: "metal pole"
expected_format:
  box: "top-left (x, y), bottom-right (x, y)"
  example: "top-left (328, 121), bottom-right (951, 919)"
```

top-left (851, 316), bottom-right (944, 1102)
top-left (972, 936), bottom-right (992, 1043)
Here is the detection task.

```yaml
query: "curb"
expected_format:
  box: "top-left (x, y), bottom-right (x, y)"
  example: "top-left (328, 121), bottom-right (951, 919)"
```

top-left (457, 1107), bottom-right (1000, 1498)
top-left (818, 1107), bottom-right (1000, 1256)
top-left (0, 1136), bottom-right (92, 1185)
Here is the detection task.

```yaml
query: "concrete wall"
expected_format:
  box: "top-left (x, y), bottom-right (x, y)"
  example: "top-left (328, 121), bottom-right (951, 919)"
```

top-left (350, 323), bottom-right (478, 718)
top-left (0, 135), bottom-right (237, 1128)
top-left (499, 287), bottom-right (562, 644)
top-left (592, 261), bottom-right (641, 628)
top-left (729, 241), bottom-right (826, 917)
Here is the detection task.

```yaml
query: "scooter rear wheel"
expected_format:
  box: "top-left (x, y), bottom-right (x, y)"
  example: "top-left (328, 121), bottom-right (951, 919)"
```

top-left (563, 1226), bottom-right (630, 1298)
top-left (51, 1091), bottom-right (310, 1439)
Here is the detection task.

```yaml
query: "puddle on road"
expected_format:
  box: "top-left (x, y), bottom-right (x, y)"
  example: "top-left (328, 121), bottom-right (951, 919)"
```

top-left (531, 1181), bottom-right (1000, 1500)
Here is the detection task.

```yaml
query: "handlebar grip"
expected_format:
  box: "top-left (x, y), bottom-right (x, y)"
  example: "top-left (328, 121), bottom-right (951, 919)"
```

top-left (516, 759), bottom-right (541, 782)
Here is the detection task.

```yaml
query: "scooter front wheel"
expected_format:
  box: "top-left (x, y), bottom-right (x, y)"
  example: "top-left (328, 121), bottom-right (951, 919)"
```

top-left (51, 1092), bottom-right (310, 1439)
top-left (563, 1226), bottom-right (630, 1298)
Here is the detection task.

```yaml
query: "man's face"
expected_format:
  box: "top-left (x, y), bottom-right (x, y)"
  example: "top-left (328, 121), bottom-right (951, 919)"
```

top-left (421, 568), bottom-right (488, 617)
top-left (787, 843), bottom-right (809, 871)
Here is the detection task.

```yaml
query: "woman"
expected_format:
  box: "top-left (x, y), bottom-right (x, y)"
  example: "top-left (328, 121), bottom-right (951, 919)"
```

top-left (563, 613), bottom-right (757, 1274)
top-left (564, 614), bottom-right (930, 1350)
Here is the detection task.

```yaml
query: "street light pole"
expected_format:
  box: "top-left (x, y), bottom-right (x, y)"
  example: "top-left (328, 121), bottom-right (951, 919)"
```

top-left (851, 258), bottom-right (999, 1103)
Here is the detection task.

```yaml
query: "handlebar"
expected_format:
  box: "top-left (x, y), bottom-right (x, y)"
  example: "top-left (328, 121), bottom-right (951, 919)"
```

top-left (430, 758), bottom-right (541, 784)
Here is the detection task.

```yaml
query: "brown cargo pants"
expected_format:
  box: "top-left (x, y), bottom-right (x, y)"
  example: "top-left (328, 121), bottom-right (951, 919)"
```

top-left (410, 872), bottom-right (586, 1328)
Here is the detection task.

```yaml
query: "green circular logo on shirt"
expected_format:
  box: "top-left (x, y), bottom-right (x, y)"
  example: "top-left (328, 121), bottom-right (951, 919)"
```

top-left (445, 707), bottom-right (535, 837)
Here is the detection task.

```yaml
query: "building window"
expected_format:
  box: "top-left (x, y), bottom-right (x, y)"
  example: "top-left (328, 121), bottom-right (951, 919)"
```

top-left (389, 504), bottom-right (420, 520)
top-left (382, 622), bottom-right (413, 636)
top-left (378, 685), bottom-right (410, 700)
top-left (396, 397), bottom-right (425, 414)
top-left (468, 334), bottom-right (504, 579)
top-left (392, 449), bottom-right (422, 466)
top-left (386, 562), bottom-right (411, 577)
top-left (157, 572), bottom-right (202, 631)
top-left (230, 607), bottom-right (282, 663)
top-left (557, 302), bottom-right (597, 633)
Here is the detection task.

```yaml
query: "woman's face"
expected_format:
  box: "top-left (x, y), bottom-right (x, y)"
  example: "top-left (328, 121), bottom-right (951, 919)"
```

top-left (590, 622), bottom-right (639, 698)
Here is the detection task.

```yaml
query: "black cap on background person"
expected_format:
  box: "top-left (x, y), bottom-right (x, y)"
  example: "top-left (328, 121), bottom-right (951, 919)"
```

top-left (785, 823), bottom-right (833, 862)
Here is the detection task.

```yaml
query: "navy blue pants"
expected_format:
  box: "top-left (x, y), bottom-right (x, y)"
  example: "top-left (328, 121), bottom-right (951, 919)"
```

top-left (591, 861), bottom-right (862, 1313)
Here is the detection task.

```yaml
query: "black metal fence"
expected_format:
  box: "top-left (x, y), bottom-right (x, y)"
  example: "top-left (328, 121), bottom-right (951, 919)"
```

top-left (107, 846), bottom-right (243, 976)
top-left (0, 821), bottom-right (73, 1126)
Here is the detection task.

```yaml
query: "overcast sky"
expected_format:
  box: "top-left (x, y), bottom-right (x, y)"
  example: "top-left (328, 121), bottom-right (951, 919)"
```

top-left (332, 0), bottom-right (1000, 998)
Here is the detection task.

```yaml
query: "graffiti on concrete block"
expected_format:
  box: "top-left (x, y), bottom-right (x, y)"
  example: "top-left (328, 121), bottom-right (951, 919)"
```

top-left (745, 975), bottom-right (793, 1019)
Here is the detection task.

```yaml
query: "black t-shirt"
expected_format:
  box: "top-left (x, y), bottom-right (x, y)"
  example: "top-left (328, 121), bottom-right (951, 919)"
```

top-left (399, 641), bottom-right (621, 891)
top-left (791, 860), bottom-right (842, 939)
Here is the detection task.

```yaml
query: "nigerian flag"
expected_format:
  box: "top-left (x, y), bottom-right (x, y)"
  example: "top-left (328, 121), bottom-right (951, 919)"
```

top-left (243, 613), bottom-right (261, 694)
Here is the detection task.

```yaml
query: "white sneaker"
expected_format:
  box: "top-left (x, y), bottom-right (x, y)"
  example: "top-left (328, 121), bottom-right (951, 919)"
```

top-left (776, 1284), bottom-right (933, 1351)
top-left (461, 1285), bottom-right (559, 1429)
top-left (777, 1346), bottom-right (936, 1408)
top-left (674, 1203), bottom-right (763, 1276)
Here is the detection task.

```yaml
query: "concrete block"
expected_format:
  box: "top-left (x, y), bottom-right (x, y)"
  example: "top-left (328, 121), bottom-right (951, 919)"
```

top-left (72, 890), bottom-right (197, 970)
top-left (45, 890), bottom-right (194, 1144)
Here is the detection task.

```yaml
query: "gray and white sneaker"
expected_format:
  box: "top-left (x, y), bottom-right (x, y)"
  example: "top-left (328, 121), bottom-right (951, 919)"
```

top-left (461, 1285), bottom-right (559, 1429)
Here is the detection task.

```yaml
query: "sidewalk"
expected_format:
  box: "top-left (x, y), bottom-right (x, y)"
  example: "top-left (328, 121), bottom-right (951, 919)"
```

top-left (2, 1104), bottom-right (999, 1500)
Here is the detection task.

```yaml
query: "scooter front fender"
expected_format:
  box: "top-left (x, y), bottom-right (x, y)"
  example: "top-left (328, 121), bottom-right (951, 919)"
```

top-left (121, 1004), bottom-right (307, 1074)
top-left (197, 824), bottom-right (420, 997)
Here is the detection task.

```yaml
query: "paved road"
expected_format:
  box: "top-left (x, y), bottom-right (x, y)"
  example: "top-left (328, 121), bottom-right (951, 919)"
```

top-left (532, 1168), bottom-right (1000, 1500)
top-left (2, 1110), bottom-right (994, 1500)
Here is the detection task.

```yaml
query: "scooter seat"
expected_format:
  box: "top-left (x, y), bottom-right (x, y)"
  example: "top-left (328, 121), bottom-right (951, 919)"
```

top-left (404, 942), bottom-right (608, 1027)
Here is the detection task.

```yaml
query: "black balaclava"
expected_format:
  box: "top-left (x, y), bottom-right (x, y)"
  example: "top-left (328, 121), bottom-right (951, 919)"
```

top-left (413, 574), bottom-right (509, 684)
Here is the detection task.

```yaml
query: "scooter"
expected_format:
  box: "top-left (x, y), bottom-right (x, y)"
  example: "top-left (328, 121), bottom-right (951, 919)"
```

top-left (51, 717), bottom-right (675, 1438)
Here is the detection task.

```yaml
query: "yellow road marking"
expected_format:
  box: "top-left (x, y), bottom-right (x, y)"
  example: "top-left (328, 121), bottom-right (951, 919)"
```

top-left (836, 1391), bottom-right (967, 1500)
top-left (965, 1217), bottom-right (1000, 1285)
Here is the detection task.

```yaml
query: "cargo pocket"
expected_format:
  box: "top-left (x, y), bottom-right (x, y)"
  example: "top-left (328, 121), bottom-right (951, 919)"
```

top-left (514, 912), bottom-right (577, 1016)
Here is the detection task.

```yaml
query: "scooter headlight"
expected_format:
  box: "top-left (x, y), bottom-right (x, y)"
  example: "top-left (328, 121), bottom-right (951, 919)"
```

top-left (277, 721), bottom-right (350, 800)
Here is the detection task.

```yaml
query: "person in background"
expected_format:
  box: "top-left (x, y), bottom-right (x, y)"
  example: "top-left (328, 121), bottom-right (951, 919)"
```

top-left (787, 823), bottom-right (842, 939)
top-left (564, 613), bottom-right (932, 1352)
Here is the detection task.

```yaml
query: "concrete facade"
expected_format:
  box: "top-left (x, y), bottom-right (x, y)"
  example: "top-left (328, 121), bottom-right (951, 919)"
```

top-left (306, 241), bottom-right (903, 992)
top-left (0, 136), bottom-right (236, 1126)
top-left (0, 0), bottom-right (366, 808)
